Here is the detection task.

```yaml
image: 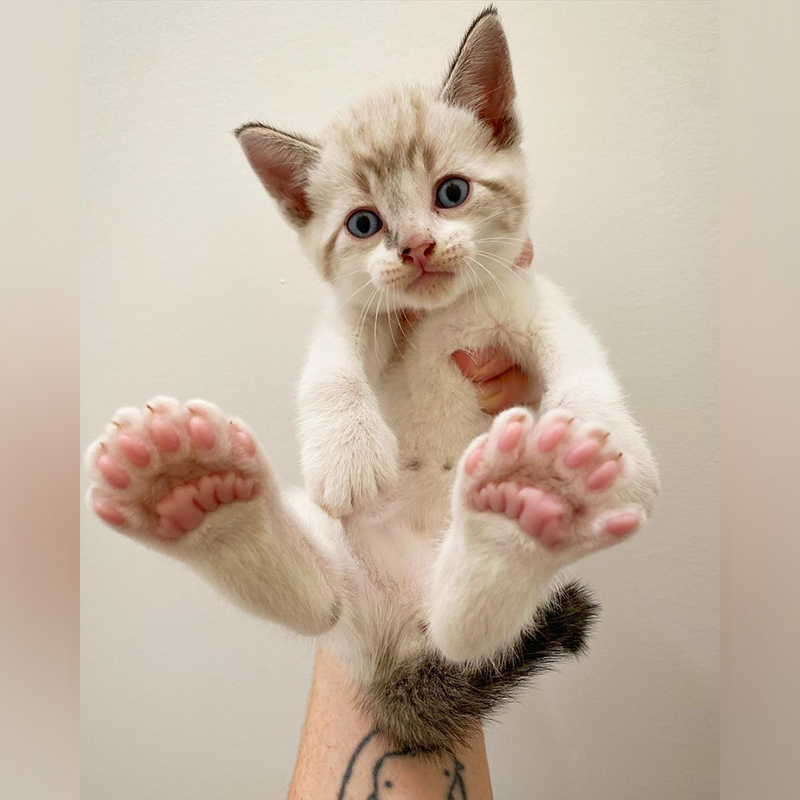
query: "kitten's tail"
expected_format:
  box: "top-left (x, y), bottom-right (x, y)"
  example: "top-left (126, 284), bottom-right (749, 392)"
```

top-left (363, 580), bottom-right (599, 754)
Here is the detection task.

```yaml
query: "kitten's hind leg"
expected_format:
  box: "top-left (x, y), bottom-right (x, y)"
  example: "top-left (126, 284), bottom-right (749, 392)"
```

top-left (429, 406), bottom-right (643, 662)
top-left (86, 397), bottom-right (349, 636)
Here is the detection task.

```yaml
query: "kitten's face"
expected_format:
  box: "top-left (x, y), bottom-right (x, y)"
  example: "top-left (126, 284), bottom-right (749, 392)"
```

top-left (237, 8), bottom-right (526, 313)
top-left (304, 87), bottom-right (528, 312)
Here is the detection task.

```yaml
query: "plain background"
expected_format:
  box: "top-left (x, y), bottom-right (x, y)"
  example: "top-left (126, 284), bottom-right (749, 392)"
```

top-left (80, 2), bottom-right (719, 798)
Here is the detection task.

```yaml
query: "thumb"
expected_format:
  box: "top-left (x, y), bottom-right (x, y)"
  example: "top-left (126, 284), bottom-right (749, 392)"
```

top-left (476, 366), bottom-right (529, 414)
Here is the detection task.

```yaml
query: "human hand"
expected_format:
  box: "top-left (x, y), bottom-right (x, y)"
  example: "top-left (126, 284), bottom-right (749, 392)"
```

top-left (452, 348), bottom-right (530, 414)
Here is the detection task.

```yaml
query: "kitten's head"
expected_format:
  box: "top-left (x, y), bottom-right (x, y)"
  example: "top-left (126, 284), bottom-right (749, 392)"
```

top-left (237, 7), bottom-right (528, 312)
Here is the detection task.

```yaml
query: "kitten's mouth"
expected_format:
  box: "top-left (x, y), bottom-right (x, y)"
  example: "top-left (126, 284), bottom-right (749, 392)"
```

top-left (404, 269), bottom-right (455, 293)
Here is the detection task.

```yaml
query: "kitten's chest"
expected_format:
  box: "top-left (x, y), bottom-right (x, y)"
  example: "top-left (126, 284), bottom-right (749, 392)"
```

top-left (375, 307), bottom-right (497, 482)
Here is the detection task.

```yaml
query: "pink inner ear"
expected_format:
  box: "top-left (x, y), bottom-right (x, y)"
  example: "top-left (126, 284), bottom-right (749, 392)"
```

top-left (442, 11), bottom-right (517, 147)
top-left (514, 238), bottom-right (533, 269)
top-left (263, 157), bottom-right (313, 221)
top-left (475, 60), bottom-right (514, 137)
top-left (237, 127), bottom-right (318, 224)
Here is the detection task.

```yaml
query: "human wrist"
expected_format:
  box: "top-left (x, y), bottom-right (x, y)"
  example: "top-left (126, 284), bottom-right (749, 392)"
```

top-left (289, 647), bottom-right (494, 800)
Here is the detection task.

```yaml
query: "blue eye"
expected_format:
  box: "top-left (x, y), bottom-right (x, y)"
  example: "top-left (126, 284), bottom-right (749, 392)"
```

top-left (435, 177), bottom-right (470, 209)
top-left (346, 209), bottom-right (382, 238)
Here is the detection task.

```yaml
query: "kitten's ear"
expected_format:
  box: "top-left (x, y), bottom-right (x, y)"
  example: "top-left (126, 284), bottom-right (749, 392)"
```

top-left (236, 123), bottom-right (320, 227)
top-left (440, 6), bottom-right (519, 148)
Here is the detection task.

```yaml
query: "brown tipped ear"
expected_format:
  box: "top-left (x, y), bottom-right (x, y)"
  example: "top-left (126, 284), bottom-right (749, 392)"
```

top-left (235, 123), bottom-right (320, 227)
top-left (440, 6), bottom-right (519, 148)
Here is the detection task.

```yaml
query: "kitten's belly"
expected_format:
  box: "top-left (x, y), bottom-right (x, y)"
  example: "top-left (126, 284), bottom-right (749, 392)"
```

top-left (330, 349), bottom-right (493, 678)
top-left (375, 339), bottom-right (490, 530)
top-left (328, 296), bottom-right (529, 680)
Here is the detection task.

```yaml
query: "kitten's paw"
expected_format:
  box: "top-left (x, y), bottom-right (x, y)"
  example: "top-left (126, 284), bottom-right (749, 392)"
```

top-left (306, 418), bottom-right (399, 518)
top-left (85, 397), bottom-right (269, 541)
top-left (458, 407), bottom-right (643, 557)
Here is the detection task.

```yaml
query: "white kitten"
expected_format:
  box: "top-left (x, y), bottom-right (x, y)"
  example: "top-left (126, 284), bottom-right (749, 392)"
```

top-left (86, 8), bottom-right (658, 752)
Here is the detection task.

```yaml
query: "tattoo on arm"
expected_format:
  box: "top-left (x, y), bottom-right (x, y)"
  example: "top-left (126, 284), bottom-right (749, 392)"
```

top-left (338, 730), bottom-right (467, 799)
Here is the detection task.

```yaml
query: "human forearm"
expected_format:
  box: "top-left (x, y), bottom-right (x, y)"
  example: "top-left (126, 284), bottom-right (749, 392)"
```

top-left (289, 647), bottom-right (494, 800)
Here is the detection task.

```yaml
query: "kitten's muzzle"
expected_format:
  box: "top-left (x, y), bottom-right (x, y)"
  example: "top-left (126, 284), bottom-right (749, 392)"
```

top-left (399, 237), bottom-right (436, 271)
top-left (399, 237), bottom-right (458, 292)
top-left (404, 268), bottom-right (455, 293)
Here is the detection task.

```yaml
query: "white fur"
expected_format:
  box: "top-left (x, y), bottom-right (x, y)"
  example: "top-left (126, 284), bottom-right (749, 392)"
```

top-left (88, 14), bottom-right (660, 686)
top-left (301, 266), bottom-right (659, 671)
top-left (88, 258), bottom-right (658, 673)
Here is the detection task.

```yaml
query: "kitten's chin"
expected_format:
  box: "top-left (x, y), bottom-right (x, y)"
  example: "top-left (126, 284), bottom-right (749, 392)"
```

top-left (406, 269), bottom-right (455, 293)
top-left (394, 273), bottom-right (466, 310)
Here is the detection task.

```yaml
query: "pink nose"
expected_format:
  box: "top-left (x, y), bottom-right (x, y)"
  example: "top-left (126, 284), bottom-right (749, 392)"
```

top-left (401, 239), bottom-right (435, 271)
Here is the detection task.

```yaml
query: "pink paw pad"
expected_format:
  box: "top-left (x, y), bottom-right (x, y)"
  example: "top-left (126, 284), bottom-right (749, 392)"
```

top-left (150, 416), bottom-right (181, 452)
top-left (195, 475), bottom-right (220, 511)
top-left (459, 407), bottom-right (638, 556)
top-left (188, 415), bottom-right (216, 450)
top-left (98, 454), bottom-right (130, 489)
top-left (471, 481), bottom-right (566, 545)
top-left (116, 434), bottom-right (151, 468)
top-left (234, 428), bottom-right (256, 457)
top-left (234, 476), bottom-right (255, 501)
top-left (464, 440), bottom-right (487, 477)
top-left (539, 518), bottom-right (564, 548)
top-left (92, 495), bottom-right (126, 527)
top-left (563, 438), bottom-right (601, 468)
top-left (89, 398), bottom-right (265, 541)
top-left (586, 459), bottom-right (619, 491)
top-left (497, 421), bottom-right (524, 453)
top-left (517, 487), bottom-right (564, 541)
top-left (537, 421), bottom-right (570, 454)
top-left (153, 471), bottom-right (256, 538)
top-left (605, 512), bottom-right (640, 537)
top-left (215, 472), bottom-right (237, 504)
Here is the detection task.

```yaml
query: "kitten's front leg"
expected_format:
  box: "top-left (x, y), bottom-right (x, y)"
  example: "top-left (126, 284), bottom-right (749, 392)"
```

top-left (429, 407), bottom-right (647, 662)
top-left (299, 310), bottom-right (398, 518)
top-left (86, 397), bottom-right (348, 636)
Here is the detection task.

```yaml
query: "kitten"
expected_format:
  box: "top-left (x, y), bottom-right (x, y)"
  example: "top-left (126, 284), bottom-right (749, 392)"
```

top-left (86, 7), bottom-right (659, 753)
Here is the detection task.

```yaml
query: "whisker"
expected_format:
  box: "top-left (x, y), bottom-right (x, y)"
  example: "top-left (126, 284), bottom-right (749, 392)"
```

top-left (394, 287), bottom-right (418, 351)
top-left (476, 237), bottom-right (570, 258)
top-left (355, 287), bottom-right (379, 346)
top-left (474, 250), bottom-right (534, 295)
top-left (385, 288), bottom-right (401, 355)
top-left (372, 289), bottom-right (384, 363)
top-left (465, 261), bottom-right (481, 315)
top-left (354, 293), bottom-right (370, 346)
top-left (478, 201), bottom-right (531, 223)
top-left (466, 258), bottom-right (490, 307)
top-left (475, 236), bottom-right (532, 244)
top-left (337, 278), bottom-right (374, 310)
top-left (468, 255), bottom-right (508, 302)
top-left (332, 268), bottom-right (369, 282)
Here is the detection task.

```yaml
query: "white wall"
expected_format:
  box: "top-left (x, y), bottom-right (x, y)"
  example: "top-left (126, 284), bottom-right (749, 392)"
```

top-left (80, 2), bottom-right (719, 797)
